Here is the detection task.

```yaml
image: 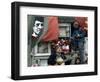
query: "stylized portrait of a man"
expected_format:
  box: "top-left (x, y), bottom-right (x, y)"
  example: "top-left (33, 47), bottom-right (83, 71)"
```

top-left (32, 16), bottom-right (44, 38)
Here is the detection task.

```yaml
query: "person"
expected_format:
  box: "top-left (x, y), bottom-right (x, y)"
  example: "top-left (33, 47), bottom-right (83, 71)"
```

top-left (63, 50), bottom-right (72, 65)
top-left (48, 45), bottom-right (64, 65)
top-left (48, 53), bottom-right (57, 65)
top-left (31, 16), bottom-right (44, 49)
top-left (56, 46), bottom-right (64, 65)
top-left (75, 57), bottom-right (81, 64)
top-left (32, 16), bottom-right (44, 38)
top-left (71, 21), bottom-right (86, 64)
top-left (62, 40), bottom-right (70, 54)
top-left (48, 41), bottom-right (57, 65)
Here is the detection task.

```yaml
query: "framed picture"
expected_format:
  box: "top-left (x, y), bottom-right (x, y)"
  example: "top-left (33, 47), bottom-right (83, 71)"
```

top-left (11, 2), bottom-right (98, 80)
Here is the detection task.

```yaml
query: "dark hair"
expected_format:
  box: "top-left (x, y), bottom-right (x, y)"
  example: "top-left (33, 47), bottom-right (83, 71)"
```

top-left (75, 57), bottom-right (81, 64)
top-left (71, 20), bottom-right (80, 36)
top-left (34, 16), bottom-right (44, 22)
top-left (48, 54), bottom-right (57, 65)
top-left (73, 21), bottom-right (80, 26)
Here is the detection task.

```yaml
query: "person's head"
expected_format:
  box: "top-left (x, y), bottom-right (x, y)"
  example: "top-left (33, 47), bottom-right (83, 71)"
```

top-left (33, 16), bottom-right (44, 37)
top-left (63, 51), bottom-right (68, 55)
top-left (75, 57), bottom-right (81, 64)
top-left (73, 21), bottom-right (79, 29)
top-left (56, 46), bottom-right (62, 53)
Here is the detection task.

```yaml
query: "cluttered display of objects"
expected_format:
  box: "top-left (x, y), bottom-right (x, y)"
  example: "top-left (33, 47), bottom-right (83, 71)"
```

top-left (29, 16), bottom-right (88, 67)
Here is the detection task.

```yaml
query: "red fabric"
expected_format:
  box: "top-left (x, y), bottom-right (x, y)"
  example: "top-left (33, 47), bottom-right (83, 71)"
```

top-left (75, 17), bottom-right (88, 28)
top-left (42, 17), bottom-right (59, 42)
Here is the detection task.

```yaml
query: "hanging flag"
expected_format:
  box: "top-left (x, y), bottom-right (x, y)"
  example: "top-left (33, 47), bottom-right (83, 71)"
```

top-left (42, 16), bottom-right (59, 42)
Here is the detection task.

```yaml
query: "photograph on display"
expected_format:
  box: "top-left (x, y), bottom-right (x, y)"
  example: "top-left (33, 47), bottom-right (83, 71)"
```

top-left (27, 15), bottom-right (88, 67)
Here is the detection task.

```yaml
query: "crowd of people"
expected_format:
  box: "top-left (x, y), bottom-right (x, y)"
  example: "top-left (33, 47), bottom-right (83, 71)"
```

top-left (48, 38), bottom-right (82, 65)
top-left (48, 21), bottom-right (88, 66)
